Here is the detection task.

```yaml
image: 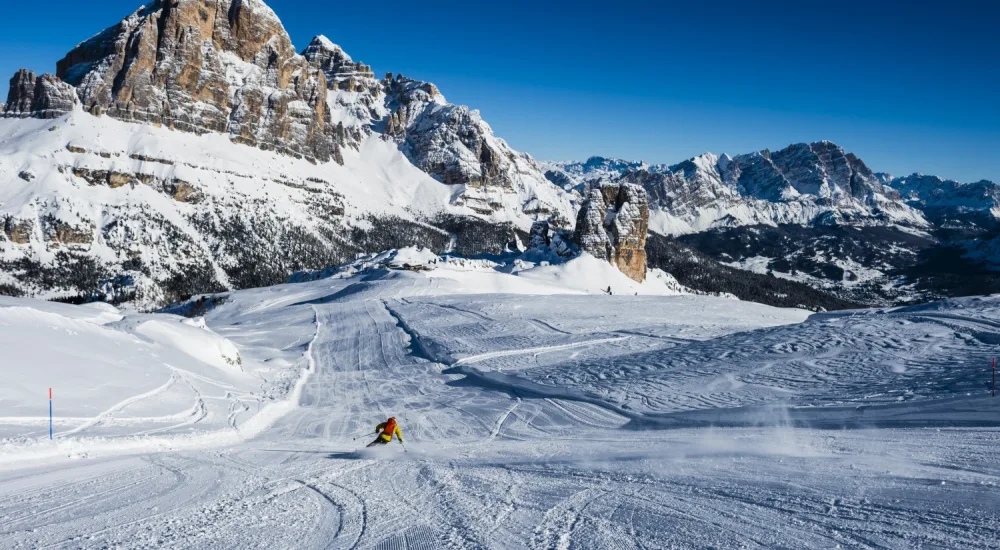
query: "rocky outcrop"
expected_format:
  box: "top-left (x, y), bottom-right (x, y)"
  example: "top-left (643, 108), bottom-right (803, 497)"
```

top-left (573, 182), bottom-right (649, 282)
top-left (167, 180), bottom-right (202, 203)
top-left (3, 69), bottom-right (78, 118)
top-left (528, 220), bottom-right (551, 250)
top-left (303, 36), bottom-right (376, 94)
top-left (51, 0), bottom-right (341, 163)
top-left (3, 218), bottom-right (35, 244)
top-left (45, 218), bottom-right (94, 246)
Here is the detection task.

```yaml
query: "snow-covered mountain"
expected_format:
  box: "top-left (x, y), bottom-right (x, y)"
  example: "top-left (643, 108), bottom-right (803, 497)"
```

top-left (550, 145), bottom-right (1000, 306)
top-left (543, 156), bottom-right (664, 191)
top-left (0, 0), bottom-right (575, 307)
top-left (884, 173), bottom-right (1000, 229)
top-left (546, 142), bottom-right (927, 235)
top-left (2, 0), bottom-right (996, 311)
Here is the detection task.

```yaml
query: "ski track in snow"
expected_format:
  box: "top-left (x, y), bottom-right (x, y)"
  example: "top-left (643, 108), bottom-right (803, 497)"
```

top-left (2, 274), bottom-right (1000, 548)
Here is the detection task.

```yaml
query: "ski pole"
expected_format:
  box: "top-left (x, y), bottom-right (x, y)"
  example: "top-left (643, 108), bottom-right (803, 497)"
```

top-left (352, 430), bottom-right (375, 441)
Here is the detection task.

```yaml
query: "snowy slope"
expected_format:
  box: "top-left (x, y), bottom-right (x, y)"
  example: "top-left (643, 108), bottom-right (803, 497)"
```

top-left (0, 104), bottom-right (573, 307)
top-left (0, 295), bottom-right (283, 443)
top-left (2, 267), bottom-right (999, 548)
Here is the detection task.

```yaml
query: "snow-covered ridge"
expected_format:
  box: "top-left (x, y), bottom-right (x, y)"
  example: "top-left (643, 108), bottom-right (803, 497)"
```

top-left (546, 142), bottom-right (931, 235)
top-left (289, 245), bottom-right (693, 297)
top-left (884, 173), bottom-right (1000, 224)
top-left (0, 108), bottom-right (570, 307)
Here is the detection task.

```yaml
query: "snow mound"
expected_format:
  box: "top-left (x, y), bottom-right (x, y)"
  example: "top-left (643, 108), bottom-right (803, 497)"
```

top-left (0, 297), bottom-right (285, 444)
top-left (133, 318), bottom-right (242, 371)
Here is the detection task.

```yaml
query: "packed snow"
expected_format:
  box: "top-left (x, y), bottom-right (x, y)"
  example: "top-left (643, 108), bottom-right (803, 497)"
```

top-left (1, 261), bottom-right (999, 548)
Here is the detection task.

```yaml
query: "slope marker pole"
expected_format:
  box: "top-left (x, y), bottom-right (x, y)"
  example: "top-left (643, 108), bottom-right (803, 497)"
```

top-left (49, 387), bottom-right (53, 440)
top-left (993, 359), bottom-right (996, 398)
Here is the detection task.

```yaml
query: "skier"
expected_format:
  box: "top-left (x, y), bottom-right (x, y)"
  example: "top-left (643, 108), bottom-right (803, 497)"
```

top-left (367, 416), bottom-right (404, 448)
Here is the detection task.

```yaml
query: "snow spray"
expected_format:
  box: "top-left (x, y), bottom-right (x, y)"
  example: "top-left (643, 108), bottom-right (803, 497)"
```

top-left (48, 387), bottom-right (53, 440)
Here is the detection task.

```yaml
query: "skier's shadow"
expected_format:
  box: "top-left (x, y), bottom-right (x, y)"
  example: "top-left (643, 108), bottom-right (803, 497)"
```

top-left (326, 451), bottom-right (364, 460)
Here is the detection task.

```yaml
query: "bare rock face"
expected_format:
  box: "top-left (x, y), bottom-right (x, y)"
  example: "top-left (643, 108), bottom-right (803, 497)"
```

top-left (3, 69), bottom-right (78, 118)
top-left (52, 0), bottom-right (341, 163)
top-left (46, 219), bottom-right (94, 246)
top-left (573, 182), bottom-right (649, 282)
top-left (3, 218), bottom-right (35, 244)
top-left (574, 188), bottom-right (613, 260)
top-left (303, 36), bottom-right (376, 94)
top-left (528, 220), bottom-right (551, 250)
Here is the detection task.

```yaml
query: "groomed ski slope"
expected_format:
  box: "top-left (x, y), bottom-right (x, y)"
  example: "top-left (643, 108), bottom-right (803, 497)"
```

top-left (1, 262), bottom-right (1000, 548)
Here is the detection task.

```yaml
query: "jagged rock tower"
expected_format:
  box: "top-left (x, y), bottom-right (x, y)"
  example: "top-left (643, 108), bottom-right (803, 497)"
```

top-left (573, 182), bottom-right (649, 282)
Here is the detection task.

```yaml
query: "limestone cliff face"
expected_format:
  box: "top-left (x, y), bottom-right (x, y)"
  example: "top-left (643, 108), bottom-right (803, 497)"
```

top-left (573, 182), bottom-right (649, 282)
top-left (52, 0), bottom-right (341, 163)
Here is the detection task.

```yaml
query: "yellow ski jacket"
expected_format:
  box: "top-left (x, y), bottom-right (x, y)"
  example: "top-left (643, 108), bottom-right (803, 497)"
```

top-left (376, 419), bottom-right (403, 443)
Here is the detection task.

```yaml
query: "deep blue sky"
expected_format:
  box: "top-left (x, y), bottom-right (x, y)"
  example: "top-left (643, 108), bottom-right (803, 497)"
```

top-left (2, 0), bottom-right (997, 182)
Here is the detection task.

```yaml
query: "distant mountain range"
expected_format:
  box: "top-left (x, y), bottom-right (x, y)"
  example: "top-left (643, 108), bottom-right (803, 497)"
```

top-left (546, 148), bottom-right (1000, 305)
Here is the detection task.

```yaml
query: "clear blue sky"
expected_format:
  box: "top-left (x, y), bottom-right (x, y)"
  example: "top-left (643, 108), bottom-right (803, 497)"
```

top-left (2, 0), bottom-right (997, 182)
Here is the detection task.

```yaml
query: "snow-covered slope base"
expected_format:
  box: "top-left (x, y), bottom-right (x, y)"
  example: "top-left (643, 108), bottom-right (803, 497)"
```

top-left (1, 270), bottom-right (999, 547)
top-left (0, 295), bottom-right (308, 446)
top-left (290, 246), bottom-right (695, 296)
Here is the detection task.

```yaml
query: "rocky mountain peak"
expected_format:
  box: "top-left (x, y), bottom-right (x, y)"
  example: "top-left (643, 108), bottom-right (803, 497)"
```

top-left (34, 0), bottom-right (342, 163)
top-left (303, 35), bottom-right (375, 92)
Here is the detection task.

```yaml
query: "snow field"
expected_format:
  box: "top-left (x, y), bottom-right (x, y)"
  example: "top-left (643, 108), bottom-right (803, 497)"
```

top-left (1, 263), bottom-right (1000, 547)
